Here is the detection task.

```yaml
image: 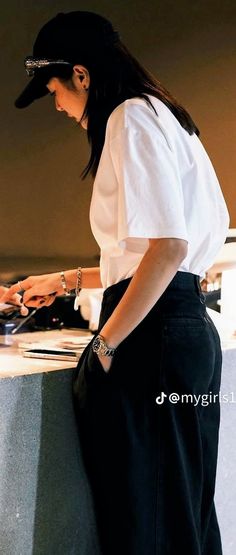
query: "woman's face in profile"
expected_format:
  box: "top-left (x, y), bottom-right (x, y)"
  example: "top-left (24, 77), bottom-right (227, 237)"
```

top-left (46, 66), bottom-right (89, 129)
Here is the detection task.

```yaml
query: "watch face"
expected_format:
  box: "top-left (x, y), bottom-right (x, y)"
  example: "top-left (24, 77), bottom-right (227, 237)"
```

top-left (92, 335), bottom-right (115, 357)
top-left (92, 336), bottom-right (101, 353)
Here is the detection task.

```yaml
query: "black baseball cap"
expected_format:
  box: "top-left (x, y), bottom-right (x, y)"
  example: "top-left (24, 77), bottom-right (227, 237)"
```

top-left (15, 11), bottom-right (120, 109)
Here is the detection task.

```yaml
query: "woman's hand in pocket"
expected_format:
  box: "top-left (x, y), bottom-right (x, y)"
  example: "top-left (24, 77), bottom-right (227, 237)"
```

top-left (97, 353), bottom-right (113, 373)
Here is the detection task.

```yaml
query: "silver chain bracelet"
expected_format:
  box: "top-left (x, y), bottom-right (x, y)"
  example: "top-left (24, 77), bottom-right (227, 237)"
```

top-left (60, 271), bottom-right (70, 296)
top-left (74, 267), bottom-right (82, 311)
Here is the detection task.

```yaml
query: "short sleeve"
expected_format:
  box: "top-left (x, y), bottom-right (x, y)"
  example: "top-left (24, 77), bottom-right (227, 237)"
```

top-left (108, 103), bottom-right (189, 246)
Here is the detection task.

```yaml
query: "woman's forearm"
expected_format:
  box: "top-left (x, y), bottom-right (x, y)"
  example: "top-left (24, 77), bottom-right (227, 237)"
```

top-left (100, 238), bottom-right (188, 348)
top-left (64, 266), bottom-right (102, 290)
top-left (0, 266), bottom-right (102, 308)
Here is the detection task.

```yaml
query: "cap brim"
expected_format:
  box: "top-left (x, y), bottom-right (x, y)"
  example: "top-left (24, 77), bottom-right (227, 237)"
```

top-left (14, 75), bottom-right (49, 109)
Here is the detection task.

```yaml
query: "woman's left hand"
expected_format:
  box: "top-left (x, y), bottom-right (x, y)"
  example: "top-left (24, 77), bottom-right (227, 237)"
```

top-left (0, 273), bottom-right (62, 308)
top-left (97, 353), bottom-right (113, 373)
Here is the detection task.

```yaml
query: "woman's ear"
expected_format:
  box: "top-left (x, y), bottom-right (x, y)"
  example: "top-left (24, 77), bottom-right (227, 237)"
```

top-left (73, 65), bottom-right (90, 89)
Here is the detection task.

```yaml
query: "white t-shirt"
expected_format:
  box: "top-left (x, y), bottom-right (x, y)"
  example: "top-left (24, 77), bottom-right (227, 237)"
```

top-left (89, 95), bottom-right (230, 288)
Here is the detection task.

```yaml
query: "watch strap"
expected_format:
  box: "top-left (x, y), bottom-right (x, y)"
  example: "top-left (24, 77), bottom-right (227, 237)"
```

top-left (92, 334), bottom-right (116, 357)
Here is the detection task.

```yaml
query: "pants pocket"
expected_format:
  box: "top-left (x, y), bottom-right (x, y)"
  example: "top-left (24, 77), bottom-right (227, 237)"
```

top-left (72, 343), bottom-right (91, 410)
top-left (84, 346), bottom-right (117, 386)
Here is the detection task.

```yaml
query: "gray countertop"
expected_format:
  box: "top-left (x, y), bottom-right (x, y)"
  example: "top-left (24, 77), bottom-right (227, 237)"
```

top-left (0, 328), bottom-right (101, 555)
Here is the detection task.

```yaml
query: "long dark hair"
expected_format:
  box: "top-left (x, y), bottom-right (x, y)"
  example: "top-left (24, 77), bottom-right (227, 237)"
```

top-left (45, 23), bottom-right (200, 180)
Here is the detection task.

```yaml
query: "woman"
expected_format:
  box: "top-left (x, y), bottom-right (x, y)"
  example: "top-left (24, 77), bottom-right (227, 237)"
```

top-left (1, 11), bottom-right (229, 555)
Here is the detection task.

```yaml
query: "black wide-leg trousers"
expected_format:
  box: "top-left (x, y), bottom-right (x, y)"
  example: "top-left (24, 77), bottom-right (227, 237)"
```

top-left (72, 271), bottom-right (223, 555)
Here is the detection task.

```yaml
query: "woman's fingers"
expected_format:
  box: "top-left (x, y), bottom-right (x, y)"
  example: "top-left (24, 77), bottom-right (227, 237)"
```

top-left (1, 275), bottom-right (59, 310)
top-left (0, 286), bottom-right (11, 303)
top-left (42, 295), bottom-right (57, 307)
top-left (0, 286), bottom-right (7, 298)
top-left (0, 283), bottom-right (57, 313)
top-left (10, 293), bottom-right (29, 316)
top-left (22, 297), bottom-right (41, 308)
top-left (0, 289), bottom-right (29, 316)
top-left (23, 285), bottom-right (59, 305)
top-left (1, 283), bottom-right (23, 303)
top-left (20, 304), bottom-right (29, 316)
top-left (23, 293), bottom-right (57, 308)
top-left (1, 273), bottom-right (62, 305)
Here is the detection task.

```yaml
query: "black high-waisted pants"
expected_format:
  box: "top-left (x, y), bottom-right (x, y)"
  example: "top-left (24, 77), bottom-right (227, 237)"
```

top-left (72, 271), bottom-right (223, 555)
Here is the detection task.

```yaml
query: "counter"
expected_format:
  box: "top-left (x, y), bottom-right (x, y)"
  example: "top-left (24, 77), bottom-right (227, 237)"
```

top-left (0, 329), bottom-right (101, 555)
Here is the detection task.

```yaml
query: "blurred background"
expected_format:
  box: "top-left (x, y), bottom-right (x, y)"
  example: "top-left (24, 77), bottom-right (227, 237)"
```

top-left (0, 0), bottom-right (235, 280)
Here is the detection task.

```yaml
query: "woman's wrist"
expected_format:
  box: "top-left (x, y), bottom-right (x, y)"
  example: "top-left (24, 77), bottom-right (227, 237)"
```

top-left (60, 267), bottom-right (102, 292)
top-left (98, 328), bottom-right (120, 350)
top-left (63, 269), bottom-right (79, 291)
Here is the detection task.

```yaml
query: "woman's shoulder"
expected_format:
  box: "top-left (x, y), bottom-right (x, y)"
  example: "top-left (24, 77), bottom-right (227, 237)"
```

top-left (106, 95), bottom-right (177, 147)
top-left (106, 95), bottom-right (175, 141)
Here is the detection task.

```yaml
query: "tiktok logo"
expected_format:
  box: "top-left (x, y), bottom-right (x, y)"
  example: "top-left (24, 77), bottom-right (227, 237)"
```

top-left (155, 392), bottom-right (167, 405)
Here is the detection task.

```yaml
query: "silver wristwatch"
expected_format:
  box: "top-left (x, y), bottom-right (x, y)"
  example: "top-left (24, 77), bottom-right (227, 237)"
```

top-left (92, 334), bottom-right (116, 357)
